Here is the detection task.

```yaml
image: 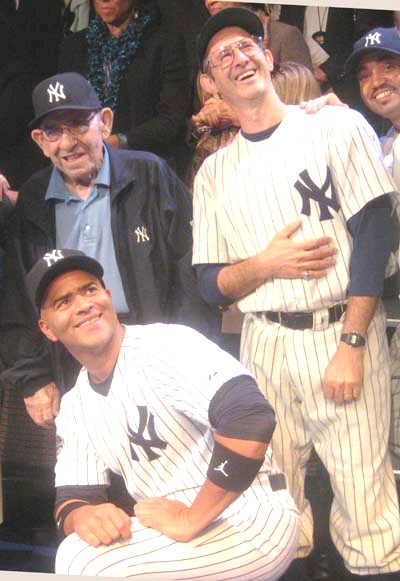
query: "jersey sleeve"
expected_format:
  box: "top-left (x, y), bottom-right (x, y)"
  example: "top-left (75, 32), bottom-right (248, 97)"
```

top-left (55, 393), bottom-right (110, 488)
top-left (192, 154), bottom-right (230, 265)
top-left (327, 107), bottom-right (397, 221)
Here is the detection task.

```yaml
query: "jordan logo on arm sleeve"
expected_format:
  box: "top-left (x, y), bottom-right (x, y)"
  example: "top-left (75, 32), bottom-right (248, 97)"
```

top-left (128, 406), bottom-right (167, 461)
top-left (294, 168), bottom-right (339, 221)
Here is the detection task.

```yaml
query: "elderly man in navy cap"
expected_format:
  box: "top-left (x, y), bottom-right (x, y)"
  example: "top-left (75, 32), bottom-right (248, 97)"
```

top-left (0, 71), bottom-right (217, 429)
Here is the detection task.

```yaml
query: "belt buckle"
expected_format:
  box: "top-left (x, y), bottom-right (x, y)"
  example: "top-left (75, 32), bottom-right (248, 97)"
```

top-left (312, 308), bottom-right (330, 331)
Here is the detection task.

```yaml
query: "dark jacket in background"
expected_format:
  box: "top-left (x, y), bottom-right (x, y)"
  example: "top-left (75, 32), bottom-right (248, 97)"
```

top-left (279, 6), bottom-right (394, 85)
top-left (0, 146), bottom-right (219, 398)
top-left (58, 9), bottom-right (190, 175)
top-left (0, 9), bottom-right (48, 188)
top-left (13, 0), bottom-right (64, 78)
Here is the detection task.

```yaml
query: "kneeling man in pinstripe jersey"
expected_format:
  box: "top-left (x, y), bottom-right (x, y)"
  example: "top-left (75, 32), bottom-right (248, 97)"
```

top-left (27, 248), bottom-right (300, 579)
top-left (192, 7), bottom-right (400, 581)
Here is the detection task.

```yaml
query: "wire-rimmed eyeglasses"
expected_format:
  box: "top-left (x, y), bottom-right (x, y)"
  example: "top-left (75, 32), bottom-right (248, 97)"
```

top-left (206, 36), bottom-right (265, 71)
top-left (39, 111), bottom-right (99, 142)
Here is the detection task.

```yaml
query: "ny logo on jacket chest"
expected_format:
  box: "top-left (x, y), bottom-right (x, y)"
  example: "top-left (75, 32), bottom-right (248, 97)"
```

top-left (134, 226), bottom-right (150, 243)
top-left (128, 405), bottom-right (167, 461)
top-left (294, 168), bottom-right (339, 221)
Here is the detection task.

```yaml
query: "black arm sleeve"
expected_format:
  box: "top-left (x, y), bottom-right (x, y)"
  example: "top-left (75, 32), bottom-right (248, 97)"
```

top-left (55, 485), bottom-right (109, 512)
top-left (209, 374), bottom-right (276, 443)
top-left (195, 263), bottom-right (235, 306)
top-left (347, 194), bottom-right (394, 296)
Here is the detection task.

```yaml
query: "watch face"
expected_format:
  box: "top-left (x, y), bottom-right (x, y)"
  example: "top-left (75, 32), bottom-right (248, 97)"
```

top-left (341, 332), bottom-right (365, 347)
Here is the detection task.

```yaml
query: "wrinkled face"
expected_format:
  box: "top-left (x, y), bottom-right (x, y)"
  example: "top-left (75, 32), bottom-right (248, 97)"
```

top-left (31, 108), bottom-right (113, 187)
top-left (39, 270), bottom-right (120, 357)
top-left (204, 0), bottom-right (238, 16)
top-left (357, 52), bottom-right (400, 125)
top-left (93, 0), bottom-right (134, 26)
top-left (201, 27), bottom-right (271, 106)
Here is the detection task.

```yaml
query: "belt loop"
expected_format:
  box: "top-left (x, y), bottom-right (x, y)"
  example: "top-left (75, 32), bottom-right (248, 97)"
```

top-left (313, 308), bottom-right (330, 331)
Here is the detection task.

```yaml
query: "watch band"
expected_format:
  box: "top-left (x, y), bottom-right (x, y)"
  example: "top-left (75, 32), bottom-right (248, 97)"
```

top-left (340, 331), bottom-right (366, 348)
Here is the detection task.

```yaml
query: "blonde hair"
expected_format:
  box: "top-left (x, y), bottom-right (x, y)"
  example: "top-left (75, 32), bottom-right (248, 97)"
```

top-left (272, 62), bottom-right (321, 105)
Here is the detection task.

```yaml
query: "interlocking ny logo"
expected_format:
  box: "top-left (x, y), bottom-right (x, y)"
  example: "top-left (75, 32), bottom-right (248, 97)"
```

top-left (134, 226), bottom-right (150, 243)
top-left (364, 32), bottom-right (381, 47)
top-left (47, 82), bottom-right (66, 103)
top-left (43, 249), bottom-right (64, 267)
top-left (294, 168), bottom-right (339, 221)
top-left (128, 406), bottom-right (167, 461)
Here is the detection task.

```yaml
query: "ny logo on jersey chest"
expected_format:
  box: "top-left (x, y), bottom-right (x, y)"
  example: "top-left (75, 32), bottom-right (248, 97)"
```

top-left (128, 405), bottom-right (167, 461)
top-left (294, 168), bottom-right (339, 221)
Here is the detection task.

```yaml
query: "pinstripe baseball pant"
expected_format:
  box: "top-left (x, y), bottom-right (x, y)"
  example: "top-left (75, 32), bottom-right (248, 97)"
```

top-left (55, 491), bottom-right (300, 579)
top-left (389, 326), bottom-right (400, 474)
top-left (240, 303), bottom-right (400, 575)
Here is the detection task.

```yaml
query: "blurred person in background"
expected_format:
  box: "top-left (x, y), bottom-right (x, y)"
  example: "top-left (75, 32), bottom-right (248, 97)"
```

top-left (58, 0), bottom-right (190, 177)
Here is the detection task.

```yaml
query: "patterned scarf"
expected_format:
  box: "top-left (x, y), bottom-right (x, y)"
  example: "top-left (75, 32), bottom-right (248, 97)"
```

top-left (87, 9), bottom-right (155, 111)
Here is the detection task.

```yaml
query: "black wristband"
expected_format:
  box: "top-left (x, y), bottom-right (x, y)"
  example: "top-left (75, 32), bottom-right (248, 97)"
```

top-left (207, 440), bottom-right (264, 492)
top-left (56, 500), bottom-right (90, 536)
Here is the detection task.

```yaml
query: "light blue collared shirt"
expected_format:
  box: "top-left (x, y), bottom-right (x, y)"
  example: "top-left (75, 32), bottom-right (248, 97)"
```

top-left (45, 149), bottom-right (129, 313)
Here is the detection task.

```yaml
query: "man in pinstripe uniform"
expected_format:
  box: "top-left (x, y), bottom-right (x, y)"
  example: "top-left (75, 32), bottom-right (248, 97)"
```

top-left (27, 248), bottom-right (300, 578)
top-left (192, 8), bottom-right (400, 580)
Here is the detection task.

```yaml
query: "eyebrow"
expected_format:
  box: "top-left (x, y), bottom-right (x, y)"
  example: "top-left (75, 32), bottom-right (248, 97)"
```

top-left (49, 280), bottom-right (100, 308)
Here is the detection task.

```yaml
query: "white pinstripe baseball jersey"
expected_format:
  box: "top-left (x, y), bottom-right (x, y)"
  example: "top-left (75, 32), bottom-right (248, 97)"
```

top-left (56, 323), bottom-right (285, 511)
top-left (55, 323), bottom-right (300, 579)
top-left (193, 106), bottom-right (396, 313)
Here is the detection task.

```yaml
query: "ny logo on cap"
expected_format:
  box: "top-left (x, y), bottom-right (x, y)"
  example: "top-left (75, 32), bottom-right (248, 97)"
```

top-left (43, 250), bottom-right (64, 268)
top-left (364, 32), bottom-right (381, 48)
top-left (47, 81), bottom-right (66, 104)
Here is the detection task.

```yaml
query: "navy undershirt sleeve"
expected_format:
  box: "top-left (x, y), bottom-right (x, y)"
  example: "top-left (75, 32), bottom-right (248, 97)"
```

top-left (209, 375), bottom-right (276, 443)
top-left (55, 484), bottom-right (109, 512)
top-left (347, 194), bottom-right (394, 296)
top-left (195, 263), bottom-right (235, 306)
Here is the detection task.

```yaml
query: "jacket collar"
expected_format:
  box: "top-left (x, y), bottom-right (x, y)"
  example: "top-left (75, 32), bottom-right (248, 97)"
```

top-left (106, 143), bottom-right (137, 202)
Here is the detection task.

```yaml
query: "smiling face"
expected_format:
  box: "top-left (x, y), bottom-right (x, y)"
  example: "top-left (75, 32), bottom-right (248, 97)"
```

top-left (357, 52), bottom-right (400, 128)
top-left (38, 270), bottom-right (121, 360)
top-left (31, 108), bottom-right (113, 190)
top-left (200, 26), bottom-right (273, 108)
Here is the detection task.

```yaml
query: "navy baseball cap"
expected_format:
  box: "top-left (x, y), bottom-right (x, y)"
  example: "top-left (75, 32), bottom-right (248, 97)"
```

top-left (345, 27), bottom-right (400, 73)
top-left (197, 7), bottom-right (264, 71)
top-left (26, 249), bottom-right (104, 309)
top-left (30, 72), bottom-right (102, 128)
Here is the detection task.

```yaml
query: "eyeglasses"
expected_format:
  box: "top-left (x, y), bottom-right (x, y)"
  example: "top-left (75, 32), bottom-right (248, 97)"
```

top-left (206, 36), bottom-right (264, 71)
top-left (39, 111), bottom-right (99, 142)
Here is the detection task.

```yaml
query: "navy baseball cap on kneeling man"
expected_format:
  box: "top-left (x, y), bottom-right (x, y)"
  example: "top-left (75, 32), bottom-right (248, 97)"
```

top-left (26, 249), bottom-right (105, 310)
top-left (197, 7), bottom-right (264, 71)
top-left (345, 27), bottom-right (400, 73)
top-left (30, 72), bottom-right (102, 128)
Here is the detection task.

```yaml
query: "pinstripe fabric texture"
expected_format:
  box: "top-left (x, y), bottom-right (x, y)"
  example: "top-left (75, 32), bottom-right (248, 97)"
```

top-left (55, 324), bottom-right (300, 578)
top-left (383, 128), bottom-right (400, 475)
top-left (192, 106), bottom-right (400, 575)
top-left (241, 305), bottom-right (400, 574)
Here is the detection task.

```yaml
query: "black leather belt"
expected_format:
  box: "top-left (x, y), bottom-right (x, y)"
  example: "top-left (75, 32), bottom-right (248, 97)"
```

top-left (269, 473), bottom-right (286, 491)
top-left (261, 303), bottom-right (347, 330)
